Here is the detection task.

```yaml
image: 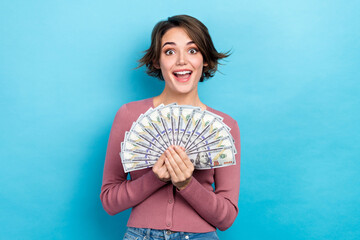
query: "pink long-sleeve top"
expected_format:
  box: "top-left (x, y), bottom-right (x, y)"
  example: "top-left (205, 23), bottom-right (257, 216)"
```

top-left (100, 97), bottom-right (241, 232)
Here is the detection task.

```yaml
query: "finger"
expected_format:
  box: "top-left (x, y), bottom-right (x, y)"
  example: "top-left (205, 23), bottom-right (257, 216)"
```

top-left (159, 160), bottom-right (169, 173)
top-left (164, 157), bottom-right (177, 180)
top-left (174, 145), bottom-right (194, 169)
top-left (165, 149), bottom-right (182, 177)
top-left (159, 165), bottom-right (169, 177)
top-left (156, 152), bottom-right (167, 165)
top-left (168, 146), bottom-right (187, 171)
top-left (158, 153), bottom-right (166, 165)
top-left (163, 169), bottom-right (170, 180)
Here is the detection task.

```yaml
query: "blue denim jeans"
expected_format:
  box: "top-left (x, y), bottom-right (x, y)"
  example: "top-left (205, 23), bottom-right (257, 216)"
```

top-left (123, 227), bottom-right (219, 240)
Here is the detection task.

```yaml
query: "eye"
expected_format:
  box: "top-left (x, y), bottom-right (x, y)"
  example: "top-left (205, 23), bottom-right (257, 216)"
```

top-left (188, 48), bottom-right (198, 54)
top-left (165, 49), bottom-right (175, 55)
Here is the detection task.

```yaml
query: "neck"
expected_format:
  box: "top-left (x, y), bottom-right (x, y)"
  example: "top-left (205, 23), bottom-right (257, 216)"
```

top-left (153, 87), bottom-right (206, 110)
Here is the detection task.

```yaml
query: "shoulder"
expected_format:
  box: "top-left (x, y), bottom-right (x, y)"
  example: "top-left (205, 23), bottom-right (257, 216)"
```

top-left (123, 97), bottom-right (152, 111)
top-left (114, 97), bottom-right (153, 123)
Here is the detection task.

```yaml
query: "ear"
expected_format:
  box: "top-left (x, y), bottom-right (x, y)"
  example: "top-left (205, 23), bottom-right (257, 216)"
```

top-left (203, 62), bottom-right (208, 67)
top-left (153, 60), bottom-right (160, 69)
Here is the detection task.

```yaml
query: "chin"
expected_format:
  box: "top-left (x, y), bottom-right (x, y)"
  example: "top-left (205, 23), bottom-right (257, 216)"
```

top-left (172, 89), bottom-right (193, 95)
top-left (171, 84), bottom-right (197, 95)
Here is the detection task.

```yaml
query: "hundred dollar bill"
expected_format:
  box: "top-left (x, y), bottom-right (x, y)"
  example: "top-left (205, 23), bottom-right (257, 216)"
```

top-left (182, 109), bottom-right (206, 149)
top-left (169, 104), bottom-right (177, 145)
top-left (123, 161), bottom-right (155, 173)
top-left (145, 105), bottom-right (174, 148)
top-left (125, 138), bottom-right (163, 155)
top-left (125, 127), bottom-right (165, 153)
top-left (185, 111), bottom-right (225, 151)
top-left (121, 140), bottom-right (162, 163)
top-left (177, 105), bottom-right (201, 147)
top-left (134, 114), bottom-right (168, 151)
top-left (120, 143), bottom-right (157, 172)
top-left (187, 135), bottom-right (234, 154)
top-left (156, 103), bottom-right (177, 147)
top-left (171, 105), bottom-right (181, 146)
top-left (121, 150), bottom-right (159, 162)
top-left (187, 145), bottom-right (236, 169)
top-left (187, 124), bottom-right (236, 155)
top-left (120, 104), bottom-right (237, 172)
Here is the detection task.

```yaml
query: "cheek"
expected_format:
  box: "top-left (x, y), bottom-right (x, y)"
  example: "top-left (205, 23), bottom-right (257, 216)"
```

top-left (159, 59), bottom-right (173, 73)
top-left (192, 56), bottom-right (205, 69)
top-left (159, 62), bottom-right (174, 82)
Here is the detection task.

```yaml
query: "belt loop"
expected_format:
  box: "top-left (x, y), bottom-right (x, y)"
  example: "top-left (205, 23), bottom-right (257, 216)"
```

top-left (146, 228), bottom-right (151, 238)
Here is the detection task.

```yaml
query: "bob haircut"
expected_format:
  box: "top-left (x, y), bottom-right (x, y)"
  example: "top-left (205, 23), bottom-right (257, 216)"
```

top-left (137, 15), bottom-right (230, 82)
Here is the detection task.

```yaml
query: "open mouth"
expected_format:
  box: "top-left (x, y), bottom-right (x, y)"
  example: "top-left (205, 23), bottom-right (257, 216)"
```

top-left (173, 70), bottom-right (192, 82)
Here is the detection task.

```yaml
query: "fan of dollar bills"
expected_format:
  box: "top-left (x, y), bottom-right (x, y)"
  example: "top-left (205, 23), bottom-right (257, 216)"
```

top-left (120, 103), bottom-right (237, 173)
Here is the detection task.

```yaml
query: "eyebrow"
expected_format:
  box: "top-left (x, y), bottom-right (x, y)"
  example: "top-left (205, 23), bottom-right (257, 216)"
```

top-left (162, 41), bottom-right (195, 48)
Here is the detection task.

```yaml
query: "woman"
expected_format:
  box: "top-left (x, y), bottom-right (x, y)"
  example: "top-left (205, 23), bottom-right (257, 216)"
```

top-left (100, 15), bottom-right (241, 240)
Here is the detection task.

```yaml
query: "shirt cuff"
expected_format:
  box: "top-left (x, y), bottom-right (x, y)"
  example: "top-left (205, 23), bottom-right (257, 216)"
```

top-left (176, 177), bottom-right (197, 194)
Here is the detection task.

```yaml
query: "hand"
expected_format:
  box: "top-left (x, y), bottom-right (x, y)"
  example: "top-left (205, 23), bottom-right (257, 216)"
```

top-left (164, 145), bottom-right (194, 191)
top-left (152, 151), bottom-right (171, 183)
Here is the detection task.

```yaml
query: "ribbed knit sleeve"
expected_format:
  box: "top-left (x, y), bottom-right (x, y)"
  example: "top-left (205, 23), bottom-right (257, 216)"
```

top-left (177, 119), bottom-right (241, 231)
top-left (100, 104), bottom-right (167, 215)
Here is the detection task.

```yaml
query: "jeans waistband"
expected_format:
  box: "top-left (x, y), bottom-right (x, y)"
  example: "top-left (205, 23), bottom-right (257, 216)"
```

top-left (127, 227), bottom-right (181, 238)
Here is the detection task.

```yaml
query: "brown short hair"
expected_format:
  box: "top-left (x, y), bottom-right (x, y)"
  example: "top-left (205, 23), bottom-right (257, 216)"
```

top-left (137, 15), bottom-right (231, 82)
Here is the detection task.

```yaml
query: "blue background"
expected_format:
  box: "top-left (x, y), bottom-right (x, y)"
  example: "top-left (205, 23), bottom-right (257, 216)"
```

top-left (1, 0), bottom-right (359, 239)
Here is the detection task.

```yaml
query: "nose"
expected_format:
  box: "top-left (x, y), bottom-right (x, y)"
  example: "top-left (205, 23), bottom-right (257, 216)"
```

top-left (176, 50), bottom-right (187, 65)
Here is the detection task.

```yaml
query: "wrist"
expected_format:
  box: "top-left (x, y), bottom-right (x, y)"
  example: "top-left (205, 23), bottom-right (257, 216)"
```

top-left (176, 177), bottom-right (192, 191)
top-left (160, 178), bottom-right (171, 183)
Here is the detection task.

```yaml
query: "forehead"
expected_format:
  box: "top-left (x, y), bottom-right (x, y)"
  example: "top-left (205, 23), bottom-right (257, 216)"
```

top-left (161, 27), bottom-right (193, 44)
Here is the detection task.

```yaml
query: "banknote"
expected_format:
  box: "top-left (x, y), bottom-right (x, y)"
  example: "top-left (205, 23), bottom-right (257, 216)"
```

top-left (120, 104), bottom-right (237, 172)
top-left (183, 109), bottom-right (222, 150)
top-left (156, 103), bottom-right (177, 147)
top-left (177, 105), bottom-right (201, 147)
top-left (187, 125), bottom-right (237, 154)
top-left (122, 140), bottom-right (163, 159)
top-left (123, 161), bottom-right (155, 173)
top-left (187, 135), bottom-right (234, 154)
top-left (121, 149), bottom-right (159, 162)
top-left (145, 105), bottom-right (172, 148)
top-left (187, 145), bottom-right (236, 169)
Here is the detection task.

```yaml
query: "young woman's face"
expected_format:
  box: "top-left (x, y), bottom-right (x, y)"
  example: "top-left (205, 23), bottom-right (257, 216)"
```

top-left (155, 27), bottom-right (207, 95)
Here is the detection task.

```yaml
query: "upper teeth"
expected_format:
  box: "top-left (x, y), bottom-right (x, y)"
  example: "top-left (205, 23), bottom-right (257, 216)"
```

top-left (174, 71), bottom-right (191, 75)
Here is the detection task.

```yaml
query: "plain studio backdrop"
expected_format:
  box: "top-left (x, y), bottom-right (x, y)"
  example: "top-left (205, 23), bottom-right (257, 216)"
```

top-left (0, 1), bottom-right (359, 239)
